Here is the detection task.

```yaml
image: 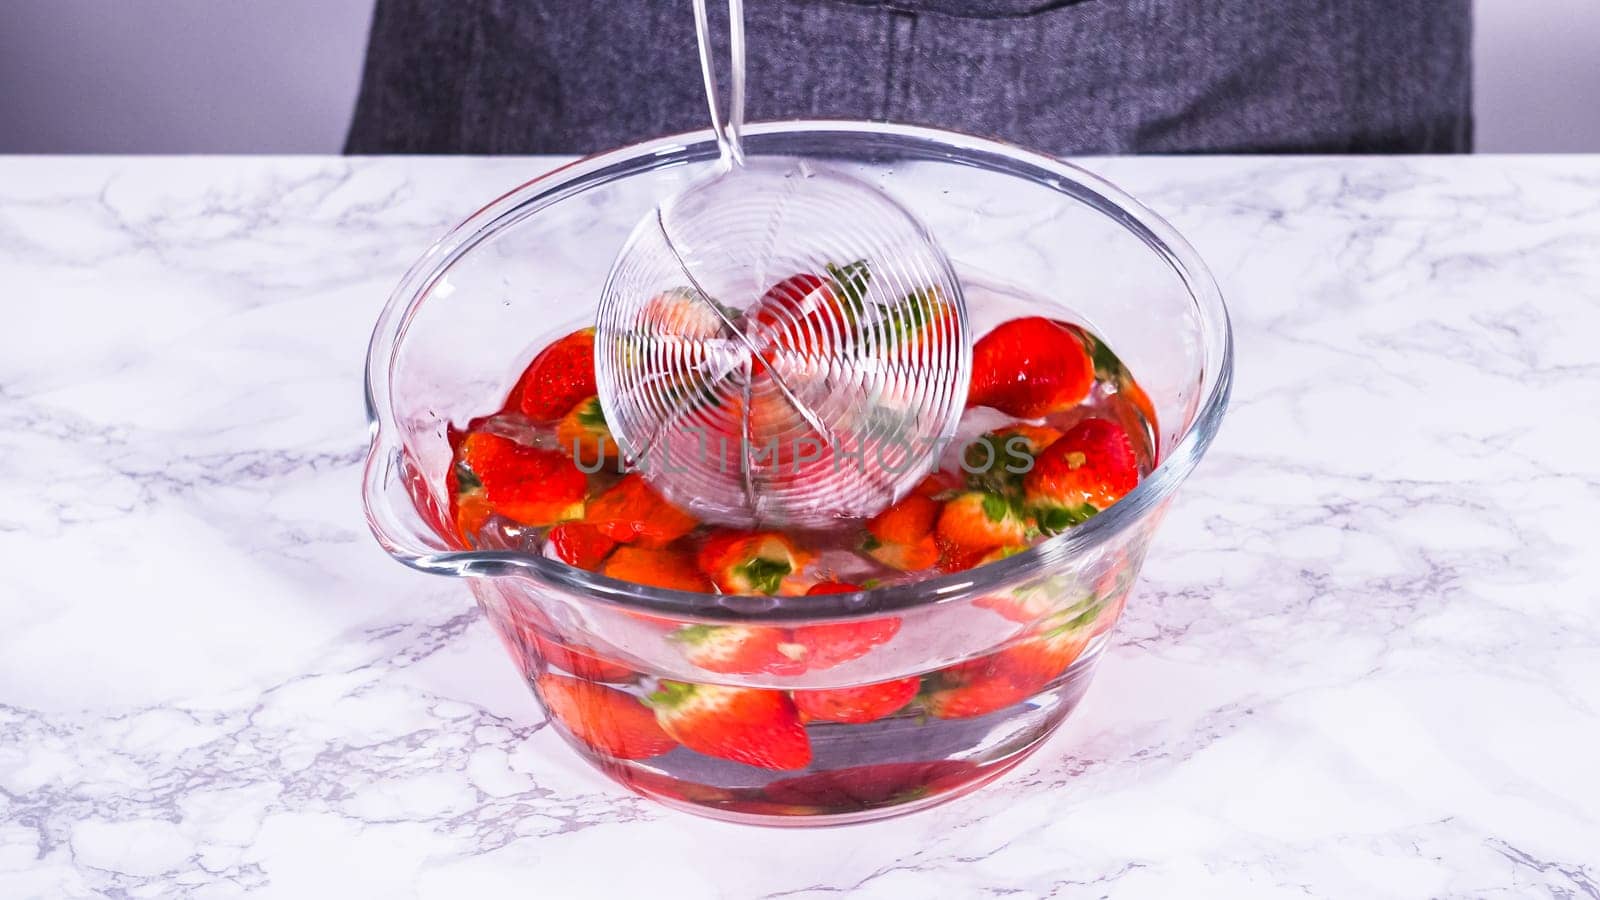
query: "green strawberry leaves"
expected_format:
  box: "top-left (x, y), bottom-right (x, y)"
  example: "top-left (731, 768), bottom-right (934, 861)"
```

top-left (981, 492), bottom-right (1011, 523)
top-left (879, 286), bottom-right (947, 342)
top-left (645, 679), bottom-right (697, 709)
top-left (454, 462), bottom-right (483, 493)
top-left (736, 556), bottom-right (792, 595)
top-left (1035, 503), bottom-right (1099, 536)
top-left (576, 397), bottom-right (608, 429)
top-left (824, 260), bottom-right (871, 320)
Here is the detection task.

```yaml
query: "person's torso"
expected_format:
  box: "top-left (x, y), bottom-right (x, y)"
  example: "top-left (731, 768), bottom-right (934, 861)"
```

top-left (347, 0), bottom-right (1471, 155)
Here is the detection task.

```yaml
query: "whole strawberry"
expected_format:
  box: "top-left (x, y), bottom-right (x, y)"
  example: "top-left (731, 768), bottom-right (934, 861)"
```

top-left (973, 573), bottom-right (1075, 624)
top-left (963, 424), bottom-right (1063, 495)
top-left (546, 522), bottom-right (615, 570)
top-left (537, 674), bottom-right (676, 760)
top-left (447, 456), bottom-right (493, 547)
top-left (509, 328), bottom-right (597, 422)
top-left (790, 582), bottom-right (902, 669)
top-left (670, 624), bottom-right (804, 675)
top-left (1024, 417), bottom-right (1139, 532)
top-left (642, 286), bottom-right (726, 339)
top-left (526, 630), bottom-right (636, 683)
top-left (602, 546), bottom-right (712, 592)
top-left (924, 611), bottom-right (1096, 720)
top-left (878, 286), bottom-right (958, 356)
top-left (919, 656), bottom-right (1034, 720)
top-left (459, 431), bottom-right (587, 526)
top-left (863, 493), bottom-right (941, 572)
top-left (696, 530), bottom-right (811, 595)
top-left (936, 491), bottom-right (1031, 562)
top-left (555, 396), bottom-right (618, 463)
top-left (585, 474), bottom-right (698, 547)
top-left (792, 676), bottom-right (920, 724)
top-left (648, 681), bottom-right (812, 770)
top-left (997, 614), bottom-right (1094, 690)
top-left (750, 262), bottom-right (870, 360)
top-left (967, 317), bottom-right (1093, 418)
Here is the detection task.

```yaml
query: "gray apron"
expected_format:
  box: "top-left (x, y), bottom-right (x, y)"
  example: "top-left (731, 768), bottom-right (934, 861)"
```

top-left (346, 0), bottom-right (1471, 155)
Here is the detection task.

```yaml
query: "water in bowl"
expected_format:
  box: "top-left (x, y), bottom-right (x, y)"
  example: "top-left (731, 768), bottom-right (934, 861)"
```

top-left (447, 270), bottom-right (1157, 822)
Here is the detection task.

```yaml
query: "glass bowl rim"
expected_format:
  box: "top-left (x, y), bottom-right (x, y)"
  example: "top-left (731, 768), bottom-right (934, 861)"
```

top-left (362, 119), bottom-right (1234, 623)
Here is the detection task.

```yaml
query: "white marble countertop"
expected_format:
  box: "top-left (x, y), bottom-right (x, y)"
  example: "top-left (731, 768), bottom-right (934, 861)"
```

top-left (2, 155), bottom-right (1598, 899)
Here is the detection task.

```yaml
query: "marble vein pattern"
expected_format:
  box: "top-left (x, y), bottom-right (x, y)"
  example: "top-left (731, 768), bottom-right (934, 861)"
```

top-left (1, 155), bottom-right (1598, 898)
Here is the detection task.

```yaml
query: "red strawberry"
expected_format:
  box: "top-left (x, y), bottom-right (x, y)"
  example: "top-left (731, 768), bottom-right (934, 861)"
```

top-left (670, 624), bottom-right (805, 675)
top-left (923, 610), bottom-right (1093, 719)
top-left (536, 674), bottom-right (677, 760)
top-left (750, 273), bottom-right (833, 374)
top-left (805, 581), bottom-right (862, 596)
top-left (454, 495), bottom-right (494, 546)
top-left (546, 522), bottom-right (615, 570)
top-left (998, 617), bottom-right (1093, 690)
top-left (878, 286), bottom-right (958, 354)
top-left (964, 423), bottom-right (1064, 492)
top-left (867, 493), bottom-right (939, 544)
top-left (938, 549), bottom-right (993, 573)
top-left (792, 676), bottom-right (920, 724)
top-left (1092, 591), bottom-right (1128, 637)
top-left (789, 620), bottom-right (902, 670)
top-left (972, 571), bottom-right (1071, 624)
top-left (976, 544), bottom-right (1028, 566)
top-left (864, 493), bottom-right (942, 572)
top-left (940, 539), bottom-right (1028, 574)
top-left (602, 546), bottom-right (711, 592)
top-left (647, 681), bottom-right (812, 770)
top-left (585, 474), bottom-right (699, 547)
top-left (460, 432), bottom-right (586, 526)
top-left (642, 286), bottom-right (726, 339)
top-left (865, 536), bottom-right (941, 572)
top-left (920, 656), bottom-right (1035, 720)
top-left (751, 263), bottom-right (869, 360)
top-left (555, 396), bottom-right (618, 463)
top-left (509, 328), bottom-right (598, 422)
top-left (696, 530), bottom-right (811, 595)
top-left (935, 491), bottom-right (1031, 558)
top-left (1095, 551), bottom-right (1136, 600)
top-left (913, 470), bottom-right (963, 499)
top-left (754, 272), bottom-right (828, 327)
top-left (967, 317), bottom-right (1093, 418)
top-left (527, 630), bottom-right (636, 683)
top-left (1024, 418), bottom-right (1139, 532)
top-left (1064, 321), bottom-right (1161, 435)
top-left (763, 760), bottom-right (979, 808)
top-left (995, 423), bottom-right (1064, 455)
top-left (447, 459), bottom-right (494, 546)
top-left (789, 581), bottom-right (902, 669)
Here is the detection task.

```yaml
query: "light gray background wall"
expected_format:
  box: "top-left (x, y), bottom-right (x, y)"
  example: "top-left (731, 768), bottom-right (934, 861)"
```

top-left (1, 0), bottom-right (1597, 154)
top-left (0, 0), bottom-right (375, 154)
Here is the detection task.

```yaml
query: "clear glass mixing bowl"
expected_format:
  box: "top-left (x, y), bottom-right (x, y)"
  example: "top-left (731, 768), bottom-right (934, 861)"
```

top-left (362, 122), bottom-right (1231, 825)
